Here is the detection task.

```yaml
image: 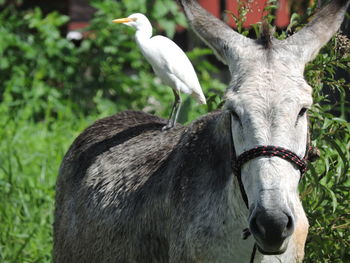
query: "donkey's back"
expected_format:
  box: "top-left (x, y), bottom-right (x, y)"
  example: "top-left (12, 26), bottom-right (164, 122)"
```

top-left (54, 110), bottom-right (233, 263)
top-left (54, 111), bottom-right (182, 262)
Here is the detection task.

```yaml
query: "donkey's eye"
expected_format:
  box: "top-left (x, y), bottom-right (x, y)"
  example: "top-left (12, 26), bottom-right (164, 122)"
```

top-left (231, 111), bottom-right (239, 119)
top-left (231, 111), bottom-right (242, 125)
top-left (298, 108), bottom-right (308, 117)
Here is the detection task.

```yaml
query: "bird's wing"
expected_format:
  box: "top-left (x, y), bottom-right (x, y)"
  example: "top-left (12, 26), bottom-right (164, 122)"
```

top-left (144, 35), bottom-right (205, 102)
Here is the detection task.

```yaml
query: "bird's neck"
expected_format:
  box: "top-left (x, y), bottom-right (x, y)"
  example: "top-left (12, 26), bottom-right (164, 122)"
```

top-left (135, 27), bottom-right (152, 45)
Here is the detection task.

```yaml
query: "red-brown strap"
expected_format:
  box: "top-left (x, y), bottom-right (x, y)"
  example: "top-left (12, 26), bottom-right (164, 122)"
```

top-left (233, 145), bottom-right (309, 176)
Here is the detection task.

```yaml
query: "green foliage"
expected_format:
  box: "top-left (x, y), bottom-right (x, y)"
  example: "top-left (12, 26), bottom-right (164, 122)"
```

top-left (0, 0), bottom-right (198, 121)
top-left (0, 0), bottom-right (349, 262)
top-left (301, 34), bottom-right (350, 262)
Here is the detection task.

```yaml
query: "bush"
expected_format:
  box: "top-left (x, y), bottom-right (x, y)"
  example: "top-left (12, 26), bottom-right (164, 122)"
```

top-left (302, 34), bottom-right (350, 262)
top-left (0, 0), bottom-right (224, 121)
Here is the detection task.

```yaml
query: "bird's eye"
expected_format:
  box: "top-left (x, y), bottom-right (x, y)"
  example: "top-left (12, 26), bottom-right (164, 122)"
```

top-left (298, 108), bottom-right (308, 117)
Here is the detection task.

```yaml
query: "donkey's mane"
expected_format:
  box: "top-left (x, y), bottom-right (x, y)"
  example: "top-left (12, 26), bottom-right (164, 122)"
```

top-left (258, 21), bottom-right (273, 49)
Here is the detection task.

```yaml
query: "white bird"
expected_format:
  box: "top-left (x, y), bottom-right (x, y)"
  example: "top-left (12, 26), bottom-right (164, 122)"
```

top-left (113, 13), bottom-right (206, 130)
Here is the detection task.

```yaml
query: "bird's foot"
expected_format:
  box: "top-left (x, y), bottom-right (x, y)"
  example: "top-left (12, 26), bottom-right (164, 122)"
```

top-left (162, 125), bottom-right (172, 131)
top-left (162, 122), bottom-right (174, 131)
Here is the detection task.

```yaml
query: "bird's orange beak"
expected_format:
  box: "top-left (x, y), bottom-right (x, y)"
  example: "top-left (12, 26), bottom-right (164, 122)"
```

top-left (112, 18), bottom-right (135, 24)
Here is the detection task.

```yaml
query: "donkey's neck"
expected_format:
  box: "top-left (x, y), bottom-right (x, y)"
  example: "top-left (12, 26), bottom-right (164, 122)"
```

top-left (170, 110), bottom-right (306, 262)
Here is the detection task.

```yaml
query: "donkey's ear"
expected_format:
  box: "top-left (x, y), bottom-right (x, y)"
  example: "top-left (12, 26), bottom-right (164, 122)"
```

top-left (178, 0), bottom-right (254, 65)
top-left (284, 0), bottom-right (349, 63)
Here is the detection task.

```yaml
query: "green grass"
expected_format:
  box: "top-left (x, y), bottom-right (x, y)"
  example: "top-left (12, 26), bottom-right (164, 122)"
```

top-left (0, 104), bottom-right (96, 263)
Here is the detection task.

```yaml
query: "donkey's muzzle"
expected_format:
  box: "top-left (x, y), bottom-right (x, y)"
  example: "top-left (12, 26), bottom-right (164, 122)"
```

top-left (249, 208), bottom-right (294, 254)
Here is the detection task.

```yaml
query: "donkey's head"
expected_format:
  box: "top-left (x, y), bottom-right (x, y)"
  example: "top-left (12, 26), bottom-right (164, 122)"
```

top-left (180, 0), bottom-right (349, 255)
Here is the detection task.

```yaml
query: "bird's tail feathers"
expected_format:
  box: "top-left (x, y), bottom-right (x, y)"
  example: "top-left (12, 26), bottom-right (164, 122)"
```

top-left (192, 92), bottom-right (207, 105)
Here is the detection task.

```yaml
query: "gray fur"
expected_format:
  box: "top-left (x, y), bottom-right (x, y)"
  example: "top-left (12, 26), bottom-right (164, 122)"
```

top-left (54, 110), bottom-right (237, 262)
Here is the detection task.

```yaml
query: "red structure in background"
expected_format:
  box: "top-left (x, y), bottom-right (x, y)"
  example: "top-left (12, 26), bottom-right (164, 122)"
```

top-left (68, 0), bottom-right (95, 33)
top-left (199, 0), bottom-right (221, 17)
top-left (67, 0), bottom-right (291, 34)
top-left (275, 0), bottom-right (290, 27)
top-left (65, 0), bottom-right (292, 37)
top-left (199, 0), bottom-right (290, 28)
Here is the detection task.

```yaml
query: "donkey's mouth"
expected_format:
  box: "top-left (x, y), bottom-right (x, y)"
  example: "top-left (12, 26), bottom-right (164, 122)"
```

top-left (257, 245), bottom-right (287, 255)
top-left (255, 238), bottom-right (289, 255)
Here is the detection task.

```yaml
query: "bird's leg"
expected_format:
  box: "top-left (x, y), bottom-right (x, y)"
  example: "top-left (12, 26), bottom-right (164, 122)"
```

top-left (163, 90), bottom-right (181, 130)
top-left (163, 100), bottom-right (176, 131)
top-left (172, 91), bottom-right (182, 127)
top-left (166, 98), bottom-right (176, 126)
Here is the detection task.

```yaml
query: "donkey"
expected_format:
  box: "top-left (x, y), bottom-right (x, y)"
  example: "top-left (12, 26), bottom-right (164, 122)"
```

top-left (54, 0), bottom-right (349, 262)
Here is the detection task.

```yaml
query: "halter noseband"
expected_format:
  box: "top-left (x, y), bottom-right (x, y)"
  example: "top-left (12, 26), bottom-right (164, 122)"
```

top-left (234, 145), bottom-right (309, 176)
top-left (232, 145), bottom-right (312, 208)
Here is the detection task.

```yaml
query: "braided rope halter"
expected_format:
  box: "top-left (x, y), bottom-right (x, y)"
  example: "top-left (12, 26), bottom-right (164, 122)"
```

top-left (232, 145), bottom-right (312, 208)
top-left (230, 118), bottom-right (320, 263)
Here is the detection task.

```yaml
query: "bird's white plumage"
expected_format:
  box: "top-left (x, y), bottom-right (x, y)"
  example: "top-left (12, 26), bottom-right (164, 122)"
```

top-left (139, 35), bottom-right (206, 103)
top-left (115, 13), bottom-right (206, 105)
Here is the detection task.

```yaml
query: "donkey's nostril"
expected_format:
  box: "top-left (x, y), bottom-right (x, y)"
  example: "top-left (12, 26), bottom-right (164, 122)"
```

top-left (250, 215), bottom-right (266, 238)
top-left (249, 209), bottom-right (294, 254)
top-left (250, 216), bottom-right (261, 236)
top-left (286, 215), bottom-right (294, 233)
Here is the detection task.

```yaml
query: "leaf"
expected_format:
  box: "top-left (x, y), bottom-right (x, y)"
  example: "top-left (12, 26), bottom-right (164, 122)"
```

top-left (326, 187), bottom-right (338, 213)
top-left (153, 1), bottom-right (168, 17)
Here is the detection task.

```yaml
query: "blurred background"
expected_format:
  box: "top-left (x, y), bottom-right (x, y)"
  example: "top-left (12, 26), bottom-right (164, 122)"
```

top-left (0, 0), bottom-right (349, 262)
